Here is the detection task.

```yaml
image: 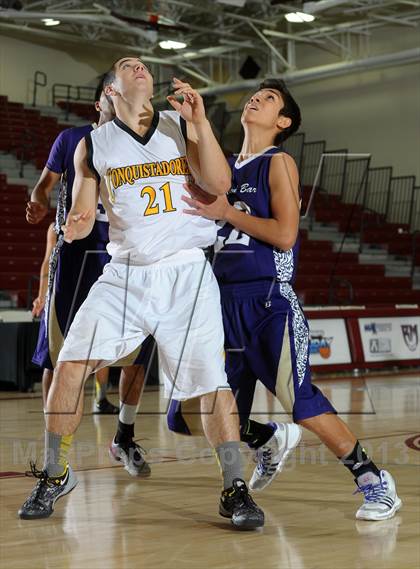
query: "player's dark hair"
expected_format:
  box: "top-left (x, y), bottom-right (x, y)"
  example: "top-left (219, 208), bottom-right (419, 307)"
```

top-left (94, 74), bottom-right (106, 103)
top-left (259, 78), bottom-right (301, 144)
top-left (102, 62), bottom-right (118, 91)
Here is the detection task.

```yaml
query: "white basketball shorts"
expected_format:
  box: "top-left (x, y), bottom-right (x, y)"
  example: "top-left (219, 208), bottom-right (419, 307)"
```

top-left (58, 248), bottom-right (231, 400)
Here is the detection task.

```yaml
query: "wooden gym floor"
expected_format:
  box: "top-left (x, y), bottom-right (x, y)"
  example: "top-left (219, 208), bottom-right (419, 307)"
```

top-left (0, 372), bottom-right (419, 569)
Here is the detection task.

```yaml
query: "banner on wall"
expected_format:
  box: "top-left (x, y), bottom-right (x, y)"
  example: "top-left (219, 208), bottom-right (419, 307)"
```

top-left (359, 316), bottom-right (420, 362)
top-left (308, 318), bottom-right (352, 365)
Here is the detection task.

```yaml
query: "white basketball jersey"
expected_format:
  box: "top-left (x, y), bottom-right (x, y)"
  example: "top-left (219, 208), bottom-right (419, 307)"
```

top-left (87, 110), bottom-right (217, 264)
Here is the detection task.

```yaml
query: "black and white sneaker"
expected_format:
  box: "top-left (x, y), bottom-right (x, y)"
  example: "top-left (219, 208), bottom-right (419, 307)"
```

top-left (93, 398), bottom-right (119, 414)
top-left (109, 439), bottom-right (151, 477)
top-left (18, 462), bottom-right (78, 520)
top-left (219, 478), bottom-right (264, 529)
top-left (355, 470), bottom-right (402, 521)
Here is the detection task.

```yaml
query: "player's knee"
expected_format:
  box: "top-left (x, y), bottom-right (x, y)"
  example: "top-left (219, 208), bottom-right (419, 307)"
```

top-left (297, 414), bottom-right (330, 432)
top-left (297, 417), bottom-right (311, 429)
top-left (55, 360), bottom-right (96, 386)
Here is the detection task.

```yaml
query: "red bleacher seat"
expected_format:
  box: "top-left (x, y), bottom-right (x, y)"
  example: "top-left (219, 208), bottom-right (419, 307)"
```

top-left (5, 243), bottom-right (45, 257)
top-left (298, 262), bottom-right (385, 277)
top-left (57, 100), bottom-right (96, 122)
top-left (0, 257), bottom-right (42, 272)
top-left (0, 228), bottom-right (47, 243)
top-left (1, 204), bottom-right (26, 215)
top-left (0, 194), bottom-right (27, 205)
top-left (0, 273), bottom-right (34, 290)
top-left (299, 239), bottom-right (333, 252)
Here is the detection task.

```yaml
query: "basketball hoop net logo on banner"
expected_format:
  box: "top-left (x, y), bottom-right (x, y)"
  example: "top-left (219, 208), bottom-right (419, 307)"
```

top-left (401, 325), bottom-right (419, 352)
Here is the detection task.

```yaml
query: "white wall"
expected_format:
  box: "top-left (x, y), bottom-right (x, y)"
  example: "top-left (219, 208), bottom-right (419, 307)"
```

top-left (290, 25), bottom-right (420, 182)
top-left (0, 35), bottom-right (98, 106)
top-left (293, 61), bottom-right (420, 182)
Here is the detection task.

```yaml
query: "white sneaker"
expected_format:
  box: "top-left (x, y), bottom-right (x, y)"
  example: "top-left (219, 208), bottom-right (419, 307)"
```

top-left (249, 422), bottom-right (302, 491)
top-left (355, 470), bottom-right (402, 521)
top-left (109, 439), bottom-right (151, 478)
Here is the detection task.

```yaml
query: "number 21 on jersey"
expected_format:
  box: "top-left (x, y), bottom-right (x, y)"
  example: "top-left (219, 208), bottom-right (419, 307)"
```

top-left (141, 182), bottom-right (176, 216)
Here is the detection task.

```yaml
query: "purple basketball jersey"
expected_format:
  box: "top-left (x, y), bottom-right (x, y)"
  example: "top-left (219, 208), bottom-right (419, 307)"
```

top-left (213, 147), bottom-right (299, 285)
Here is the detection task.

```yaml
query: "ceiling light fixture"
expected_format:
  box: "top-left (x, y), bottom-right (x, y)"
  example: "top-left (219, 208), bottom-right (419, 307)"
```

top-left (159, 40), bottom-right (187, 50)
top-left (42, 18), bottom-right (61, 26)
top-left (285, 12), bottom-right (315, 23)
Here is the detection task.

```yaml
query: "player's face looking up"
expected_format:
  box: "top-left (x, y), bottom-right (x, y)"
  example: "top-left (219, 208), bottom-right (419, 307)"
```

top-left (241, 88), bottom-right (292, 136)
top-left (107, 57), bottom-right (154, 101)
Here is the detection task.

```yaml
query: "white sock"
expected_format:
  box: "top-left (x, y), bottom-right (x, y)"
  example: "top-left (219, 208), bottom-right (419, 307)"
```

top-left (119, 401), bottom-right (137, 425)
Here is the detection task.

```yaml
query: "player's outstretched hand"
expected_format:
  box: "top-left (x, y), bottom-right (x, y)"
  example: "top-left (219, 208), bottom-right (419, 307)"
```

top-left (182, 182), bottom-right (229, 221)
top-left (62, 210), bottom-right (93, 243)
top-left (32, 296), bottom-right (45, 317)
top-left (26, 201), bottom-right (48, 224)
top-left (167, 78), bottom-right (206, 125)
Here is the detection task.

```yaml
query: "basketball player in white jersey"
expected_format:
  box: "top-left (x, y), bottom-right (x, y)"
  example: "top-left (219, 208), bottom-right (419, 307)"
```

top-left (18, 57), bottom-right (264, 529)
top-left (27, 82), bottom-right (152, 477)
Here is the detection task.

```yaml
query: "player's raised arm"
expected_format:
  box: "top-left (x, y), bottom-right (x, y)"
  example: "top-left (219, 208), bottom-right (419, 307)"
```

top-left (62, 138), bottom-right (99, 243)
top-left (167, 78), bottom-right (231, 196)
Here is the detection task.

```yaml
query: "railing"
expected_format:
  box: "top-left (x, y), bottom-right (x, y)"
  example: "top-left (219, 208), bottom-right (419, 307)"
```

top-left (320, 149), bottom-right (348, 198)
top-left (32, 70), bottom-right (47, 108)
top-left (386, 176), bottom-right (416, 226)
top-left (52, 83), bottom-right (96, 120)
top-left (341, 157), bottom-right (370, 206)
top-left (358, 206), bottom-right (383, 254)
top-left (411, 187), bottom-right (420, 233)
top-left (364, 166), bottom-right (392, 216)
top-left (300, 140), bottom-right (326, 188)
top-left (280, 132), bottom-right (305, 172)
